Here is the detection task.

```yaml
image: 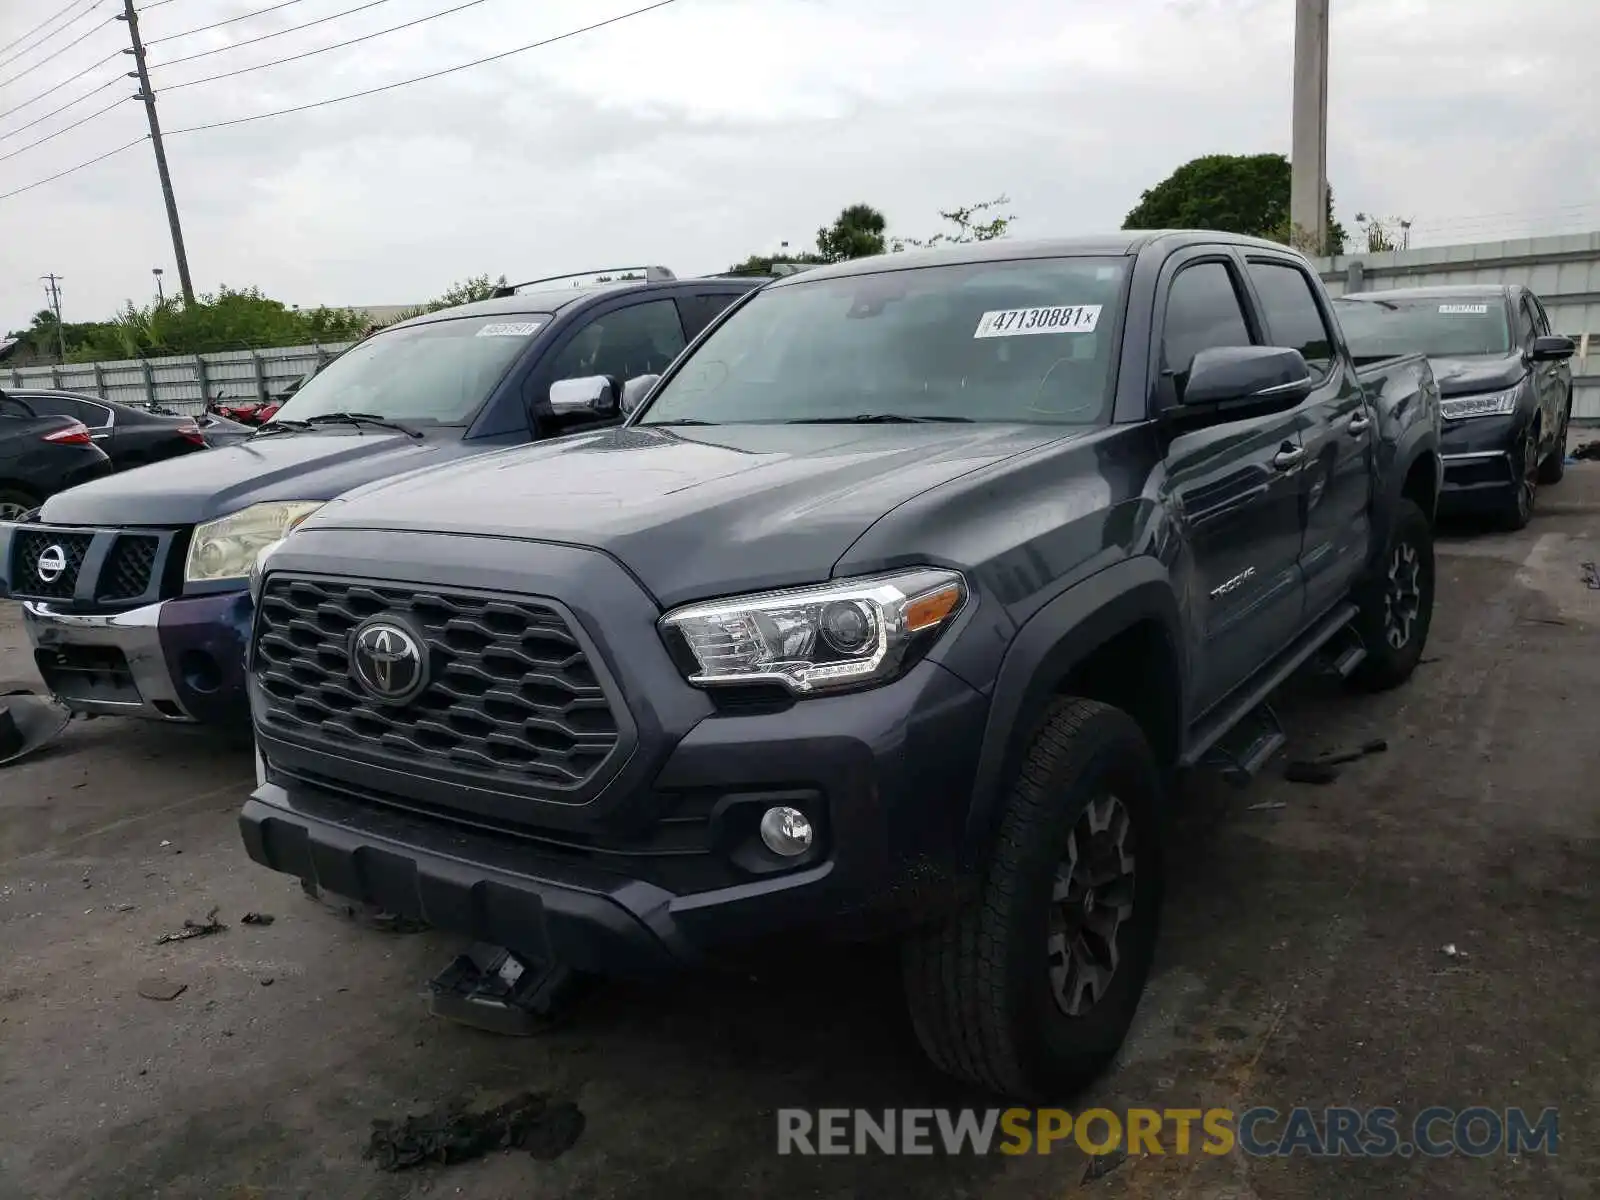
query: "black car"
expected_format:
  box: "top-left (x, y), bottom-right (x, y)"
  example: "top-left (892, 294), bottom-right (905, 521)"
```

top-left (0, 391), bottom-right (113, 520)
top-left (1334, 285), bottom-right (1575, 528)
top-left (6, 389), bottom-right (221, 471)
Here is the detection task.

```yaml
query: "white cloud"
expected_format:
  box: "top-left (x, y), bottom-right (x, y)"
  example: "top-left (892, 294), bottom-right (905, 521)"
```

top-left (0, 0), bottom-right (1595, 330)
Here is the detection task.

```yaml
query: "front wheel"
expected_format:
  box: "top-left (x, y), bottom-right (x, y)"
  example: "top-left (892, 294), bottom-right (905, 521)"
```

top-left (0, 488), bottom-right (40, 522)
top-left (1503, 425), bottom-right (1540, 530)
top-left (1349, 497), bottom-right (1435, 692)
top-left (902, 698), bottom-right (1165, 1100)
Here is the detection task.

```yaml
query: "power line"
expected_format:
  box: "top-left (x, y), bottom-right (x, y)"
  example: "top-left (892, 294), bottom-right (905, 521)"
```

top-left (0, 136), bottom-right (144, 203)
top-left (0, 50), bottom-right (121, 124)
top-left (0, 12), bottom-right (117, 89)
top-left (0, 96), bottom-right (131, 166)
top-left (145, 0), bottom-right (312, 47)
top-left (152, 0), bottom-right (399, 68)
top-left (0, 0), bottom-right (100, 61)
top-left (166, 0), bottom-right (678, 134)
top-left (163, 0), bottom-right (493, 91)
top-left (0, 75), bottom-right (123, 144)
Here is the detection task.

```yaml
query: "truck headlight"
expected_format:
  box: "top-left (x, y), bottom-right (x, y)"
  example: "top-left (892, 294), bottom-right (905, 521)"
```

top-left (659, 569), bottom-right (968, 695)
top-left (186, 501), bottom-right (324, 584)
top-left (1441, 388), bottom-right (1519, 421)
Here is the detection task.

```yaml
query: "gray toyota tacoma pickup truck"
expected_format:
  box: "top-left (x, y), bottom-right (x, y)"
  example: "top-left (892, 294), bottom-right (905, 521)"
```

top-left (240, 232), bottom-right (1442, 1099)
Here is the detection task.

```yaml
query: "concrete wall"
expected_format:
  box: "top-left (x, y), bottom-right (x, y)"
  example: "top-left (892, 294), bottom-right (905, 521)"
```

top-left (3, 342), bottom-right (356, 416)
top-left (1312, 232), bottom-right (1600, 420)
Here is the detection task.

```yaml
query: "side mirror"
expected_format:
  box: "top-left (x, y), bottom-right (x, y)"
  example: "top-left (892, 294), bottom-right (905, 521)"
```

top-left (619, 374), bottom-right (660, 417)
top-left (548, 375), bottom-right (618, 416)
top-left (1529, 334), bottom-right (1575, 362)
top-left (1171, 346), bottom-right (1314, 423)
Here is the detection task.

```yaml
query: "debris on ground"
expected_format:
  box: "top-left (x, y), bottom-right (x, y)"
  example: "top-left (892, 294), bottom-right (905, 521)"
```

top-left (428, 944), bottom-right (593, 1037)
top-left (155, 907), bottom-right (227, 945)
top-left (362, 1092), bottom-right (585, 1171)
top-left (240, 912), bottom-right (275, 926)
top-left (1581, 562), bottom-right (1600, 591)
top-left (1081, 1147), bottom-right (1129, 1183)
top-left (0, 691), bottom-right (72, 767)
top-left (1441, 943), bottom-right (1470, 961)
top-left (1284, 738), bottom-right (1387, 784)
top-left (259, 977), bottom-right (274, 987)
top-left (1246, 801), bottom-right (1288, 812)
top-left (159, 840), bottom-right (172, 849)
top-left (1571, 439), bottom-right (1600, 461)
top-left (137, 977), bottom-right (187, 1002)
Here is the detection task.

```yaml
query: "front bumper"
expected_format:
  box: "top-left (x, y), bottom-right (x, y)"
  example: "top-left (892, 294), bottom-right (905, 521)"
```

top-left (1438, 413), bottom-right (1523, 508)
top-left (22, 590), bottom-right (254, 724)
top-left (243, 654), bottom-right (992, 973)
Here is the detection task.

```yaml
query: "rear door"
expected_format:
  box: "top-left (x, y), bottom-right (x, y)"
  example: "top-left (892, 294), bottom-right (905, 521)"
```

top-left (1241, 254), bottom-right (1373, 620)
top-left (1155, 250), bottom-right (1308, 716)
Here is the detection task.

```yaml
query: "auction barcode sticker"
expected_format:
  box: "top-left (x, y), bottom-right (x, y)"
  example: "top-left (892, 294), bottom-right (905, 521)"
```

top-left (974, 305), bottom-right (1101, 338)
top-left (1438, 304), bottom-right (1489, 315)
top-left (476, 321), bottom-right (545, 337)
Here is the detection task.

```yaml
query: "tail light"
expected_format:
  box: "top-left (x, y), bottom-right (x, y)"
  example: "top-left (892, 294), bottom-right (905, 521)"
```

top-left (177, 420), bottom-right (207, 446)
top-left (42, 421), bottom-right (92, 445)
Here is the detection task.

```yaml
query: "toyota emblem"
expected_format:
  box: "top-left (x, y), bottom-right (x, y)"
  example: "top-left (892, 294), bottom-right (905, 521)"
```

top-left (350, 618), bottom-right (428, 705)
top-left (35, 544), bottom-right (67, 584)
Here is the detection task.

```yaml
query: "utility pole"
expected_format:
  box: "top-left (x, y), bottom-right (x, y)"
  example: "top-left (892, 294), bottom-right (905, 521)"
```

top-left (118, 0), bottom-right (195, 306)
top-left (41, 274), bottom-right (66, 364)
top-left (1290, 0), bottom-right (1330, 256)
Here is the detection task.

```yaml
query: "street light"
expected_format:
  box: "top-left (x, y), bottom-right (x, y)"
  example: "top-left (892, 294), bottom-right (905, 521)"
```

top-left (152, 267), bottom-right (165, 304)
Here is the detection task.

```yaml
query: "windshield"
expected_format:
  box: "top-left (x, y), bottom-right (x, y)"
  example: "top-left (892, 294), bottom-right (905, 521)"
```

top-left (636, 256), bottom-right (1129, 426)
top-left (1334, 296), bottom-right (1512, 359)
top-left (269, 313), bottom-right (551, 426)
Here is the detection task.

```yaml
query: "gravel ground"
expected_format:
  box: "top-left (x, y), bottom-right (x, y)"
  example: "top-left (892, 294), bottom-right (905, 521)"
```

top-left (1, 460), bottom-right (1597, 1199)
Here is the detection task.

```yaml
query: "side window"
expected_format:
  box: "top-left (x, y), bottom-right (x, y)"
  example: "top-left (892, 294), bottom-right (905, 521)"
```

top-left (1514, 297), bottom-right (1536, 346)
top-left (676, 292), bottom-right (742, 340)
top-left (26, 396), bottom-right (107, 426)
top-left (0, 394), bottom-right (37, 419)
top-left (547, 299), bottom-right (687, 384)
top-left (1162, 261), bottom-right (1254, 376)
top-left (1246, 260), bottom-right (1334, 376)
top-left (1530, 295), bottom-right (1551, 336)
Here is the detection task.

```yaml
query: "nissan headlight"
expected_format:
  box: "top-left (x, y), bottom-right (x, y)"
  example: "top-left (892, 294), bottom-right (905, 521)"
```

top-left (186, 501), bottom-right (324, 584)
top-left (1441, 388), bottom-right (1519, 421)
top-left (659, 569), bottom-right (968, 695)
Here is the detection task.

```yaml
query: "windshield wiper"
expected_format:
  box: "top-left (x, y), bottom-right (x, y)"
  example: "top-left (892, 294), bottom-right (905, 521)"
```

top-left (644, 418), bottom-right (718, 426)
top-left (784, 413), bottom-right (974, 424)
top-left (302, 412), bottom-right (424, 439)
top-left (253, 418), bottom-right (313, 435)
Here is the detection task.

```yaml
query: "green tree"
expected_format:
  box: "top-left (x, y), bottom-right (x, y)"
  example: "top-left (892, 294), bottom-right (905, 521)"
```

top-left (815, 204), bottom-right (888, 262)
top-left (894, 195), bottom-right (1016, 250)
top-left (389, 274), bottom-right (511, 322)
top-left (1123, 153), bottom-right (1346, 255)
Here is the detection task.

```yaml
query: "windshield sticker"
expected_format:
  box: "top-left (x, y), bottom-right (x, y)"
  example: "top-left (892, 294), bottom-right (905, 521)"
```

top-left (1438, 304), bottom-right (1489, 315)
top-left (974, 305), bottom-right (1101, 338)
top-left (476, 321), bottom-right (544, 337)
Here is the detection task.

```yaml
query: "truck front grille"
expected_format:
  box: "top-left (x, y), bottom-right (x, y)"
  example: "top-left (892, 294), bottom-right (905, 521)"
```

top-left (11, 530), bottom-right (93, 600)
top-left (254, 576), bottom-right (623, 796)
top-left (99, 535), bottom-right (159, 601)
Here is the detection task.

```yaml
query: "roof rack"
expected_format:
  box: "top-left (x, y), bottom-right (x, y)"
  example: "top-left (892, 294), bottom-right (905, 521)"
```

top-left (490, 265), bottom-right (676, 298)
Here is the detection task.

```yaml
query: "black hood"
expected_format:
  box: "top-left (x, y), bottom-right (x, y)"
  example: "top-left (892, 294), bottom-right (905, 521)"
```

top-left (37, 430), bottom-right (484, 527)
top-left (305, 423), bottom-right (1078, 606)
top-left (1427, 354), bottom-right (1527, 398)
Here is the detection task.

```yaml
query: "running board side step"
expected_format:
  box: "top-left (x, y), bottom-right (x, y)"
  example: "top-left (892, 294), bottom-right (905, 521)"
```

top-left (1180, 600), bottom-right (1362, 778)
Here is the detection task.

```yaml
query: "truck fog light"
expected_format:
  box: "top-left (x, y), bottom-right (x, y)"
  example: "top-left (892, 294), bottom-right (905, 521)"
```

top-left (758, 806), bottom-right (813, 856)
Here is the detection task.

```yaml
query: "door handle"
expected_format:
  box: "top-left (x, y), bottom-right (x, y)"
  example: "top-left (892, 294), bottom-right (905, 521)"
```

top-left (1348, 413), bottom-right (1371, 435)
top-left (1272, 444), bottom-right (1305, 470)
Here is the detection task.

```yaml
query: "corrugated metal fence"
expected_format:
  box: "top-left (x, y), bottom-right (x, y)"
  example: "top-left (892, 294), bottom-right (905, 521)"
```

top-left (1313, 232), bottom-right (1600, 421)
top-left (3, 342), bottom-right (356, 416)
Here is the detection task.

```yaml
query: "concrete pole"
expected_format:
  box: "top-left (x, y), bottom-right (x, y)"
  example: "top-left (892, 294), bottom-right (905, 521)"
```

top-left (1290, 0), bottom-right (1329, 255)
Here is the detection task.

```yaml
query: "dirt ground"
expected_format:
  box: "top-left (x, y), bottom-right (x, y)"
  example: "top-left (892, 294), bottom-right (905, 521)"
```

top-left (2, 458), bottom-right (1598, 1199)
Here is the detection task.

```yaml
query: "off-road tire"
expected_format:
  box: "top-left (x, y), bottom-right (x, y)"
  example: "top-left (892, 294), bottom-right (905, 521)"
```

top-left (1537, 393), bottom-right (1571, 486)
top-left (902, 697), bottom-right (1165, 1100)
top-left (1349, 497), bottom-right (1435, 692)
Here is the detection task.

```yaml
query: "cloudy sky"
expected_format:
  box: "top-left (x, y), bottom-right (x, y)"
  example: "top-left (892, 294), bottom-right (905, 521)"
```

top-left (2, 0), bottom-right (1597, 330)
